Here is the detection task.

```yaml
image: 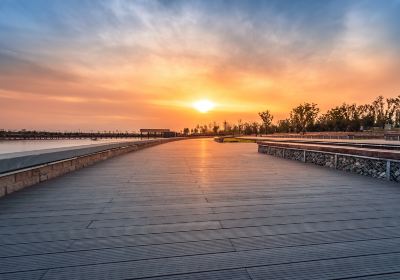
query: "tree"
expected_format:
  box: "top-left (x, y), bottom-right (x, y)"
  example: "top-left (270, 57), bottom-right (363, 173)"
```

top-left (345, 104), bottom-right (361, 131)
top-left (393, 97), bottom-right (400, 127)
top-left (258, 110), bottom-right (274, 134)
top-left (232, 125), bottom-right (239, 136)
top-left (237, 119), bottom-right (243, 135)
top-left (223, 120), bottom-right (228, 132)
top-left (212, 122), bottom-right (220, 134)
top-left (200, 125), bottom-right (208, 134)
top-left (243, 122), bottom-right (253, 135)
top-left (223, 121), bottom-right (232, 134)
top-left (372, 96), bottom-right (386, 128)
top-left (276, 119), bottom-right (291, 133)
top-left (386, 97), bottom-right (399, 126)
top-left (370, 96), bottom-right (400, 128)
top-left (183, 128), bottom-right (190, 135)
top-left (290, 103), bottom-right (319, 133)
top-left (317, 104), bottom-right (358, 131)
top-left (358, 104), bottom-right (375, 130)
top-left (251, 122), bottom-right (260, 135)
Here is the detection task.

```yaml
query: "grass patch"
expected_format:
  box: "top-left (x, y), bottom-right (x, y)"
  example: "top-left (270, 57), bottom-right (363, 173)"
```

top-left (222, 138), bottom-right (256, 143)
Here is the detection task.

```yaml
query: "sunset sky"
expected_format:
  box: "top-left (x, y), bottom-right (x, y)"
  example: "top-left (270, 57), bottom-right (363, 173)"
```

top-left (1, 0), bottom-right (400, 131)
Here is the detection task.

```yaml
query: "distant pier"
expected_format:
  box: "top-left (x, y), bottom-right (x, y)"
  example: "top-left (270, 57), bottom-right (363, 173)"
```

top-left (0, 130), bottom-right (178, 140)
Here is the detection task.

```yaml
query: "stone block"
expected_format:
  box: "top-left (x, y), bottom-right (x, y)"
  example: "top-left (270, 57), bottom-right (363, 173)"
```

top-left (15, 170), bottom-right (32, 183)
top-left (7, 180), bottom-right (27, 194)
top-left (0, 185), bottom-right (5, 197)
top-left (0, 174), bottom-right (15, 189)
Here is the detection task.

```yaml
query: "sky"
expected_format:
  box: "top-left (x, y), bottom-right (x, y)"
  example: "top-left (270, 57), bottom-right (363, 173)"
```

top-left (0, 0), bottom-right (400, 131)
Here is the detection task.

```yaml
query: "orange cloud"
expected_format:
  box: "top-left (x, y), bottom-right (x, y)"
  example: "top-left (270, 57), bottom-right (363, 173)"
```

top-left (1, 1), bottom-right (400, 131)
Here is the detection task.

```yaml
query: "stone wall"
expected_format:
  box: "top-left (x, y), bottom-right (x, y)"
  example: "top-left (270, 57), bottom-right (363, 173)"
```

top-left (336, 155), bottom-right (387, 180)
top-left (306, 151), bottom-right (335, 168)
top-left (0, 139), bottom-right (180, 198)
top-left (258, 142), bottom-right (400, 182)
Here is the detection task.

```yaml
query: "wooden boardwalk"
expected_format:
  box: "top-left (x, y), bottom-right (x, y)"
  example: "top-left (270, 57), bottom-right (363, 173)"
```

top-left (1, 138), bottom-right (400, 279)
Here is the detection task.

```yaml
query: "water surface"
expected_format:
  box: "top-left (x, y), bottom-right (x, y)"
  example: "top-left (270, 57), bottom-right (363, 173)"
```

top-left (0, 138), bottom-right (143, 154)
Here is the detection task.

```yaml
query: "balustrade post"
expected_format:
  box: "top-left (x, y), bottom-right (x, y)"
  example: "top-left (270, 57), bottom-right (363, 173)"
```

top-left (386, 160), bottom-right (391, 181)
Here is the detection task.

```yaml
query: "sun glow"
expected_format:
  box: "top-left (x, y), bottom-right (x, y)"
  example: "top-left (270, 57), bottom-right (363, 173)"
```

top-left (193, 99), bottom-right (215, 113)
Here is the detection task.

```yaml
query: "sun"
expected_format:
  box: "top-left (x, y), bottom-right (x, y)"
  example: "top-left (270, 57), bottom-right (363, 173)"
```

top-left (193, 99), bottom-right (215, 113)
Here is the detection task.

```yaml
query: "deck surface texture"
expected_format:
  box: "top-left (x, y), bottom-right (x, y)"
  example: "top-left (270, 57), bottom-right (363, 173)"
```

top-left (1, 138), bottom-right (400, 280)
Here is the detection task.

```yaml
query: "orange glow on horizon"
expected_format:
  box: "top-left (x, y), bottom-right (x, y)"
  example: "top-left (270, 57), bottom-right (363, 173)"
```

top-left (1, 1), bottom-right (400, 131)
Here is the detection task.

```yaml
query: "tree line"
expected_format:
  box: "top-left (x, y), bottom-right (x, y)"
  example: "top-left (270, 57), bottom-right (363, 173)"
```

top-left (184, 95), bottom-right (400, 135)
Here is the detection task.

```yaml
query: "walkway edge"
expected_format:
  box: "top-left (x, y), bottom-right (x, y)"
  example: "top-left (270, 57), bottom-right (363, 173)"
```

top-left (0, 138), bottom-right (183, 198)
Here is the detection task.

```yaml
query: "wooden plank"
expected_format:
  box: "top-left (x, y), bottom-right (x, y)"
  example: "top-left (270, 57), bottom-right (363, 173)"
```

top-left (41, 247), bottom-right (400, 280)
top-left (247, 253), bottom-right (400, 280)
top-left (0, 239), bottom-right (234, 274)
top-left (0, 270), bottom-right (45, 280)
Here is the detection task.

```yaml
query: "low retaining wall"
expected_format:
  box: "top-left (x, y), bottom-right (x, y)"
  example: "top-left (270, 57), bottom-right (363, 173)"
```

top-left (264, 132), bottom-right (384, 140)
top-left (258, 141), bottom-right (400, 182)
top-left (247, 138), bottom-right (400, 151)
top-left (0, 139), bottom-right (181, 198)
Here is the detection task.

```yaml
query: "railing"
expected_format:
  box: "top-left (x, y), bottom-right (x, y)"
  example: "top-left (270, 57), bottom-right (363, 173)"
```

top-left (258, 143), bottom-right (400, 182)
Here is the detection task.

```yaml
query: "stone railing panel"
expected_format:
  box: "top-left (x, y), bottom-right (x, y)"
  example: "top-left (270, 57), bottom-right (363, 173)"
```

top-left (336, 155), bottom-right (387, 179)
top-left (268, 146), bottom-right (284, 158)
top-left (305, 151), bottom-right (335, 168)
top-left (390, 162), bottom-right (400, 182)
top-left (284, 149), bottom-right (304, 162)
